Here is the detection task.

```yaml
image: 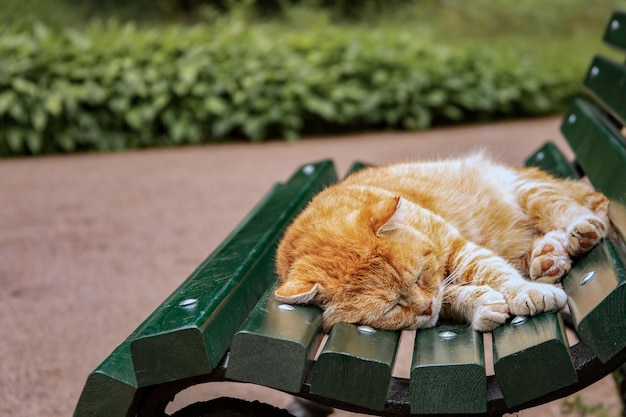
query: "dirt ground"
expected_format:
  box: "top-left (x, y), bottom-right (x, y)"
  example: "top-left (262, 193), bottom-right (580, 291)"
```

top-left (0, 116), bottom-right (621, 417)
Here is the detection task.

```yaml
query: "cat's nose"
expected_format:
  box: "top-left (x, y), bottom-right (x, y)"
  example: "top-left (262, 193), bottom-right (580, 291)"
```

top-left (423, 303), bottom-right (433, 316)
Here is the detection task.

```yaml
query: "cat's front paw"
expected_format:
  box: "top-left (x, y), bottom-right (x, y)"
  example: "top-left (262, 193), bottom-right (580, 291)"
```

top-left (566, 216), bottom-right (608, 256)
top-left (508, 283), bottom-right (567, 317)
top-left (471, 290), bottom-right (510, 332)
top-left (530, 232), bottom-right (571, 283)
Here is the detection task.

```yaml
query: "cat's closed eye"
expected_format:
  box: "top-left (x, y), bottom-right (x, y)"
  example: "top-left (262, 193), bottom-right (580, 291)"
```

top-left (383, 297), bottom-right (408, 315)
top-left (384, 304), bottom-right (402, 316)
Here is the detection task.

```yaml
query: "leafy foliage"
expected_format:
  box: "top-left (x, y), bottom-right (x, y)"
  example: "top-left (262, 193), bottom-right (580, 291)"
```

top-left (0, 21), bottom-right (583, 155)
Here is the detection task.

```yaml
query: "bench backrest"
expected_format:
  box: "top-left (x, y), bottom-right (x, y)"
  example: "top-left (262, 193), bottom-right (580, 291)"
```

top-left (557, 9), bottom-right (626, 364)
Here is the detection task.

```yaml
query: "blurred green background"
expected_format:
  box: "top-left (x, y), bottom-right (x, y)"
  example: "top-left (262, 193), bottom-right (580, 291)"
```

top-left (0, 0), bottom-right (623, 155)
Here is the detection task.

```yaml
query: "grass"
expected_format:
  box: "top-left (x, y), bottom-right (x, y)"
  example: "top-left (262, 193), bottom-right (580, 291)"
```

top-left (272, 0), bottom-right (623, 75)
top-left (2, 0), bottom-right (621, 77)
top-left (205, 1), bottom-right (624, 92)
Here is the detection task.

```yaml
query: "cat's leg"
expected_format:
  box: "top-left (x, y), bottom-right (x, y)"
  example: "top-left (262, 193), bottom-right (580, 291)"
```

top-left (528, 216), bottom-right (608, 282)
top-left (565, 215), bottom-right (610, 255)
top-left (441, 284), bottom-right (509, 332)
top-left (448, 241), bottom-right (568, 325)
top-left (499, 278), bottom-right (568, 318)
top-left (529, 231), bottom-right (572, 283)
top-left (516, 172), bottom-right (610, 281)
top-left (516, 170), bottom-right (609, 235)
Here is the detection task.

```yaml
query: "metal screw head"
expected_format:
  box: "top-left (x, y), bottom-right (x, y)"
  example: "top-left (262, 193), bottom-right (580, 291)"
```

top-left (612, 19), bottom-right (620, 31)
top-left (581, 271), bottom-right (596, 285)
top-left (439, 331), bottom-right (457, 340)
top-left (568, 114), bottom-right (577, 124)
top-left (278, 304), bottom-right (296, 311)
top-left (590, 66), bottom-right (600, 77)
top-left (512, 316), bottom-right (526, 326)
top-left (358, 325), bottom-right (376, 334)
top-left (179, 298), bottom-right (198, 308)
top-left (535, 151), bottom-right (545, 161)
top-left (303, 165), bottom-right (315, 175)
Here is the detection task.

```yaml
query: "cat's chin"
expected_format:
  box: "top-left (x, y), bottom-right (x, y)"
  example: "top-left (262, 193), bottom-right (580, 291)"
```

top-left (402, 313), bottom-right (439, 331)
top-left (413, 298), bottom-right (442, 330)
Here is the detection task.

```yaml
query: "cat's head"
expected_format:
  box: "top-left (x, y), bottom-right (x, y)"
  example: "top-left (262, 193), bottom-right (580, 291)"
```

top-left (275, 196), bottom-right (444, 332)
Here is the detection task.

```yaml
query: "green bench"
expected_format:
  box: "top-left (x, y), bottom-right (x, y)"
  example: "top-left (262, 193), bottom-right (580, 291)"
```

top-left (74, 10), bottom-right (626, 417)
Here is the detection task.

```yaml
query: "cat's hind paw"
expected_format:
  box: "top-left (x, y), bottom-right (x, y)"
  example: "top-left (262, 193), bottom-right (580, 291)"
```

top-left (566, 216), bottom-right (608, 257)
top-left (530, 233), bottom-right (571, 283)
top-left (508, 282), bottom-right (567, 317)
top-left (471, 291), bottom-right (510, 332)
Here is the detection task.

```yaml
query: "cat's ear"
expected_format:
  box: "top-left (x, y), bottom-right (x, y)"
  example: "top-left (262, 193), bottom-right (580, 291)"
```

top-left (276, 259), bottom-right (327, 304)
top-left (367, 196), bottom-right (404, 236)
top-left (275, 279), bottom-right (320, 304)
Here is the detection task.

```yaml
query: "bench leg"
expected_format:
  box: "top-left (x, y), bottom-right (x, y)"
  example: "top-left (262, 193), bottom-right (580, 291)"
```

top-left (287, 398), bottom-right (333, 417)
top-left (613, 364), bottom-right (626, 417)
top-left (171, 397), bottom-right (298, 417)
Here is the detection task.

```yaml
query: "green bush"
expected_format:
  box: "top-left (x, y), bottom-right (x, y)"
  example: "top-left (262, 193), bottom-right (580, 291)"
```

top-left (0, 21), bottom-right (582, 156)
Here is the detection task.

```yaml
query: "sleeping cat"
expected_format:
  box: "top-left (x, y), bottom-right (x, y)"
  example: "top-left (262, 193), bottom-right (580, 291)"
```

top-left (274, 153), bottom-right (610, 332)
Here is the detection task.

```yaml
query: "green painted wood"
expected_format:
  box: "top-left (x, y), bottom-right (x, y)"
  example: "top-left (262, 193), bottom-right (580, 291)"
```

top-left (226, 284), bottom-right (324, 393)
top-left (310, 322), bottom-right (401, 410)
top-left (493, 313), bottom-right (577, 408)
top-left (74, 342), bottom-right (137, 417)
top-left (562, 237), bottom-right (626, 362)
top-left (603, 10), bottom-right (626, 52)
top-left (524, 141), bottom-right (579, 179)
top-left (345, 161), bottom-right (371, 176)
top-left (515, 142), bottom-right (585, 409)
top-left (583, 55), bottom-right (626, 125)
top-left (561, 98), bottom-right (626, 240)
top-left (226, 162), bottom-right (369, 393)
top-left (130, 161), bottom-right (338, 387)
top-left (410, 324), bottom-right (486, 414)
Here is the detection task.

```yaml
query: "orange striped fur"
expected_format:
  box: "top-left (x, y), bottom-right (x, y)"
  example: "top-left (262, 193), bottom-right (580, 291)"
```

top-left (275, 153), bottom-right (609, 331)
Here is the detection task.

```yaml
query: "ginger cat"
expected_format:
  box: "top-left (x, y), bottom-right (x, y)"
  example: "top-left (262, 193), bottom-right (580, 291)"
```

top-left (274, 153), bottom-right (610, 332)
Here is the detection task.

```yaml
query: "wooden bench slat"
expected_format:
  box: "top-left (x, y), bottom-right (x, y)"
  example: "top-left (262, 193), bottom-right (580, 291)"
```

top-left (345, 161), bottom-right (371, 176)
top-left (562, 237), bottom-right (626, 362)
top-left (603, 10), bottom-right (626, 52)
top-left (485, 140), bottom-right (580, 409)
top-left (129, 161), bottom-right (338, 387)
top-left (524, 141), bottom-right (579, 179)
top-left (304, 162), bottom-right (397, 411)
top-left (73, 343), bottom-right (137, 417)
top-left (584, 55), bottom-right (626, 126)
top-left (410, 325), bottom-right (486, 414)
top-left (561, 98), bottom-right (626, 240)
top-left (560, 97), bottom-right (626, 363)
top-left (492, 313), bottom-right (577, 408)
top-left (226, 284), bottom-right (324, 392)
top-left (227, 162), bottom-right (370, 393)
top-left (310, 323), bottom-right (401, 410)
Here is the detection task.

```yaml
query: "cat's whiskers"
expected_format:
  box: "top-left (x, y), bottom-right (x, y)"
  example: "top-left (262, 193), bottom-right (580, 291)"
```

top-left (440, 269), bottom-right (467, 304)
top-left (443, 261), bottom-right (473, 288)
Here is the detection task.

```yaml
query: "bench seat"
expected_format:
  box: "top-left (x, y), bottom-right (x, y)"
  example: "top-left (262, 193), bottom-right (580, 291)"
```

top-left (74, 10), bottom-right (626, 417)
